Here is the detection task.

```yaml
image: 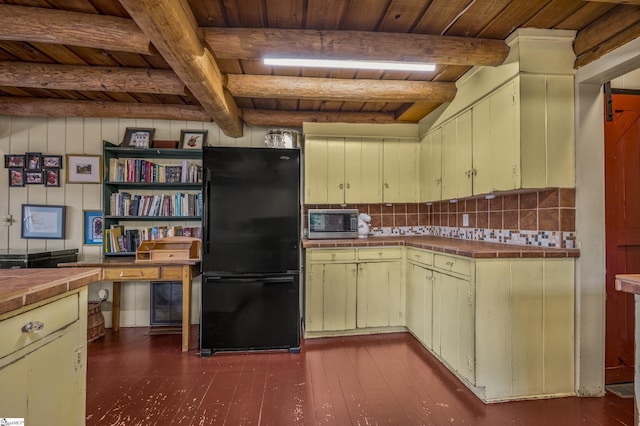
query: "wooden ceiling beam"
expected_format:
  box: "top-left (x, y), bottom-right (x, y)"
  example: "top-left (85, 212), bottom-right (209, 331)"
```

top-left (0, 97), bottom-right (212, 121)
top-left (205, 28), bottom-right (509, 67)
top-left (0, 4), bottom-right (151, 55)
top-left (120, 0), bottom-right (243, 138)
top-left (241, 109), bottom-right (398, 127)
top-left (227, 74), bottom-right (456, 103)
top-left (0, 62), bottom-right (186, 95)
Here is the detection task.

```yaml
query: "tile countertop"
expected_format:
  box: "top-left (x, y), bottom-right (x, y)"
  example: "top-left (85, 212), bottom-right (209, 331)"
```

top-left (0, 267), bottom-right (101, 316)
top-left (302, 235), bottom-right (580, 259)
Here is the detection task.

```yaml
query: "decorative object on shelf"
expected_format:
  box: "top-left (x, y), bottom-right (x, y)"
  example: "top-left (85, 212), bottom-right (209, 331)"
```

top-left (122, 127), bottom-right (155, 148)
top-left (8, 168), bottom-right (24, 187)
top-left (136, 236), bottom-right (201, 261)
top-left (180, 129), bottom-right (207, 149)
top-left (358, 213), bottom-right (371, 238)
top-left (66, 154), bottom-right (102, 184)
top-left (42, 155), bottom-right (62, 168)
top-left (83, 210), bottom-right (103, 245)
top-left (21, 204), bottom-right (66, 240)
top-left (152, 140), bottom-right (179, 149)
top-left (25, 152), bottom-right (41, 171)
top-left (265, 128), bottom-right (301, 148)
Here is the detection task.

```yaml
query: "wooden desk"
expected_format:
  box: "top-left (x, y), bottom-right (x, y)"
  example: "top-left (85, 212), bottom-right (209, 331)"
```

top-left (61, 258), bottom-right (200, 352)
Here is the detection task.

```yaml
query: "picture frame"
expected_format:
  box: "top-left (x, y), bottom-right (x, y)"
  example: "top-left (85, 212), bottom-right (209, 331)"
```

top-left (8, 168), bottom-right (24, 187)
top-left (21, 204), bottom-right (66, 240)
top-left (4, 154), bottom-right (25, 168)
top-left (25, 152), bottom-right (42, 171)
top-left (25, 171), bottom-right (43, 184)
top-left (180, 130), bottom-right (208, 150)
top-left (65, 154), bottom-right (102, 184)
top-left (42, 155), bottom-right (62, 169)
top-left (122, 127), bottom-right (155, 148)
top-left (83, 210), bottom-right (103, 245)
top-left (44, 168), bottom-right (60, 187)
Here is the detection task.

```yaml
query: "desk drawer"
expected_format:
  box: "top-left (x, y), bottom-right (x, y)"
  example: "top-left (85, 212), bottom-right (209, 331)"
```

top-left (0, 293), bottom-right (78, 359)
top-left (103, 267), bottom-right (160, 281)
top-left (434, 254), bottom-right (471, 277)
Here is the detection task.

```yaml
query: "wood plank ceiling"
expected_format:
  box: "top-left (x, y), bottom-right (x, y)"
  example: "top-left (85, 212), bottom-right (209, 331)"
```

top-left (0, 0), bottom-right (639, 137)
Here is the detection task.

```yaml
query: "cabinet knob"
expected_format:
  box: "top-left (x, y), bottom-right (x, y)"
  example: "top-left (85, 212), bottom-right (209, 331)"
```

top-left (22, 321), bottom-right (45, 333)
top-left (339, 183), bottom-right (344, 189)
top-left (446, 261), bottom-right (454, 267)
top-left (384, 183), bottom-right (389, 188)
top-left (346, 183), bottom-right (350, 189)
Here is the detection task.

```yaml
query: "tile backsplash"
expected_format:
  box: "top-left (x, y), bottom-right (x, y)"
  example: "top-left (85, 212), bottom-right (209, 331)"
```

top-left (304, 188), bottom-right (576, 249)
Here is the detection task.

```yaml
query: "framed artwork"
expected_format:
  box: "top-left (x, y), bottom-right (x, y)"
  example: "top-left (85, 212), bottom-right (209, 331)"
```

top-left (25, 152), bottom-right (42, 171)
top-left (21, 204), bottom-right (66, 239)
top-left (42, 155), bottom-right (63, 168)
top-left (180, 130), bottom-right (208, 150)
top-left (83, 210), bottom-right (103, 245)
top-left (4, 154), bottom-right (25, 168)
top-left (25, 171), bottom-right (43, 184)
top-left (122, 127), bottom-right (155, 148)
top-left (44, 168), bottom-right (60, 187)
top-left (66, 154), bottom-right (102, 184)
top-left (8, 168), bottom-right (24, 187)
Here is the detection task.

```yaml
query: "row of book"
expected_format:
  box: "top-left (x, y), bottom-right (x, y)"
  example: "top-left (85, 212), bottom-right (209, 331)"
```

top-left (108, 158), bottom-right (202, 183)
top-left (104, 225), bottom-right (202, 254)
top-left (109, 192), bottom-right (202, 217)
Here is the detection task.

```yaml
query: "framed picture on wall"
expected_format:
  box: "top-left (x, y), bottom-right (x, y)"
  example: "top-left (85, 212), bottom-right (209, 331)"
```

top-left (44, 168), bottom-right (60, 187)
top-left (8, 168), bottom-right (24, 187)
top-left (83, 210), bottom-right (103, 245)
top-left (65, 154), bottom-right (102, 184)
top-left (42, 155), bottom-right (63, 168)
top-left (25, 152), bottom-right (42, 171)
top-left (4, 155), bottom-right (25, 168)
top-left (25, 171), bottom-right (43, 184)
top-left (21, 204), bottom-right (66, 239)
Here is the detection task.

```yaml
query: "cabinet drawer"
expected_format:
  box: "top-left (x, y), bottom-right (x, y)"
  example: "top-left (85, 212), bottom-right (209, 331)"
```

top-left (407, 248), bottom-right (433, 266)
top-left (434, 254), bottom-right (471, 277)
top-left (103, 267), bottom-right (160, 280)
top-left (0, 293), bottom-right (78, 360)
top-left (308, 249), bottom-right (356, 262)
top-left (358, 248), bottom-right (403, 260)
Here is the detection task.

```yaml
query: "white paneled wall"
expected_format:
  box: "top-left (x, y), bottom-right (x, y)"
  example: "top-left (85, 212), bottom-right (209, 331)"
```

top-left (0, 115), bottom-right (271, 326)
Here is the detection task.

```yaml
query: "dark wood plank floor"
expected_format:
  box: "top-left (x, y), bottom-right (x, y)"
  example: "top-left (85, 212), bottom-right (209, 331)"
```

top-left (86, 328), bottom-right (634, 426)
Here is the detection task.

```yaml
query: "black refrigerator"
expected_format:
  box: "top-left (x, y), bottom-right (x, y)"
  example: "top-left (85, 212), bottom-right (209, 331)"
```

top-left (199, 146), bottom-right (301, 356)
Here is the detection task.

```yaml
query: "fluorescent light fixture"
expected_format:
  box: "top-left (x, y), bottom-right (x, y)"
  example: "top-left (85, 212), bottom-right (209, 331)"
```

top-left (263, 58), bottom-right (436, 72)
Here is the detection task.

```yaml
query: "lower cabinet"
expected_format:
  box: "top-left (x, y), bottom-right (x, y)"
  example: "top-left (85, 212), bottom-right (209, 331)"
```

top-left (305, 247), bottom-right (404, 334)
top-left (0, 289), bottom-right (88, 425)
top-left (307, 245), bottom-right (576, 402)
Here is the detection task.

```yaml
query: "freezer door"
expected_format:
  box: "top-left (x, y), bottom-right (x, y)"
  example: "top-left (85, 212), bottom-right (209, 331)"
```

top-left (202, 147), bottom-right (300, 274)
top-left (199, 274), bottom-right (300, 355)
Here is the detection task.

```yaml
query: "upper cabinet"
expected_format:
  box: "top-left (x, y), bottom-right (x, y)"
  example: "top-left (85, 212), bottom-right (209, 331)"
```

top-left (420, 128), bottom-right (442, 202)
top-left (382, 139), bottom-right (420, 203)
top-left (441, 110), bottom-right (473, 200)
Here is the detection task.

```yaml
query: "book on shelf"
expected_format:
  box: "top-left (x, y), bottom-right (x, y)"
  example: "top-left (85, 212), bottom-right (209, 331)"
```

top-left (109, 192), bottom-right (201, 217)
top-left (107, 158), bottom-right (202, 184)
top-left (103, 225), bottom-right (202, 254)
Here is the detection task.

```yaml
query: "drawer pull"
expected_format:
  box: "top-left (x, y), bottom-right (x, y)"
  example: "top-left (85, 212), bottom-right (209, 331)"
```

top-left (446, 261), bottom-right (454, 267)
top-left (120, 271), bottom-right (143, 277)
top-left (22, 321), bottom-right (44, 333)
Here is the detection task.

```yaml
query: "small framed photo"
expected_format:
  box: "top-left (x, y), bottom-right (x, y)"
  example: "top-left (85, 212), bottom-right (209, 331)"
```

top-left (8, 168), bottom-right (24, 187)
top-left (26, 152), bottom-right (42, 171)
top-left (21, 204), bottom-right (66, 240)
top-left (83, 210), bottom-right (103, 245)
top-left (66, 154), bottom-right (102, 184)
top-left (44, 168), bottom-right (60, 187)
top-left (180, 130), bottom-right (208, 150)
top-left (4, 154), bottom-right (25, 168)
top-left (25, 171), bottom-right (43, 184)
top-left (122, 127), bottom-right (155, 148)
top-left (42, 155), bottom-right (62, 169)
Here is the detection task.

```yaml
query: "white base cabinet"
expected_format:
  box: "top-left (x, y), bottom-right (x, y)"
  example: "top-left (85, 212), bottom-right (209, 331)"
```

top-left (0, 289), bottom-right (88, 425)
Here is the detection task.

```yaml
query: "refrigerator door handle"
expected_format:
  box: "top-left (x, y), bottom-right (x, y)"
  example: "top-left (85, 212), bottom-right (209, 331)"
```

top-left (203, 168), bottom-right (211, 255)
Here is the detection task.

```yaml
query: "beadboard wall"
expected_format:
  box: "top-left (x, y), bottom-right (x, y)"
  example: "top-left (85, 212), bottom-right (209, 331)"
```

top-left (0, 115), bottom-right (268, 327)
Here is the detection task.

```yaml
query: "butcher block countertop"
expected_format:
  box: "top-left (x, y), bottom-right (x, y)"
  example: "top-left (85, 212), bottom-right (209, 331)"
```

top-left (302, 235), bottom-right (579, 259)
top-left (615, 274), bottom-right (640, 295)
top-left (0, 267), bottom-right (101, 316)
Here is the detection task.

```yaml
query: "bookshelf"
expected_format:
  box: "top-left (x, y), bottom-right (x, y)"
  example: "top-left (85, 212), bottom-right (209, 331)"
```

top-left (102, 141), bottom-right (203, 256)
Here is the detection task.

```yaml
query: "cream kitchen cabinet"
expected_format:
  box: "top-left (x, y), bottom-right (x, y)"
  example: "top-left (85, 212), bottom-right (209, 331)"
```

top-left (304, 137), bottom-right (382, 204)
top-left (441, 110), bottom-right (473, 200)
top-left (382, 138), bottom-right (420, 203)
top-left (305, 247), bottom-right (405, 335)
top-left (419, 128), bottom-right (442, 202)
top-left (0, 288), bottom-right (88, 425)
top-left (405, 252), bottom-right (434, 348)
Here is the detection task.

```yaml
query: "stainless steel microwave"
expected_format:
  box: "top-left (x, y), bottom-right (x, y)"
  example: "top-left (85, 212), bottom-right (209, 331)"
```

top-left (307, 209), bottom-right (359, 239)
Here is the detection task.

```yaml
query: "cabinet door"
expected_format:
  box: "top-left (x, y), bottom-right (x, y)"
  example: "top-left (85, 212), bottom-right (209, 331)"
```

top-left (457, 278), bottom-right (475, 384)
top-left (304, 138), bottom-right (345, 204)
top-left (356, 261), bottom-right (404, 328)
top-left (344, 138), bottom-right (383, 203)
top-left (383, 139), bottom-right (419, 203)
top-left (437, 272), bottom-right (459, 369)
top-left (306, 262), bottom-right (357, 332)
top-left (406, 263), bottom-right (433, 347)
top-left (0, 353), bottom-right (28, 418)
top-left (442, 111), bottom-right (473, 200)
top-left (427, 128), bottom-right (443, 202)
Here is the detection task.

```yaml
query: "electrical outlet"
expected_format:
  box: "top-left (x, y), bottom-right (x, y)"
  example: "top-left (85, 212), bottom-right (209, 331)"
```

top-left (462, 213), bottom-right (469, 227)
